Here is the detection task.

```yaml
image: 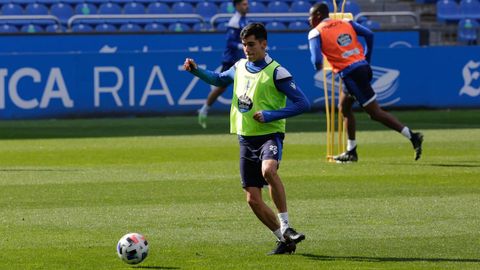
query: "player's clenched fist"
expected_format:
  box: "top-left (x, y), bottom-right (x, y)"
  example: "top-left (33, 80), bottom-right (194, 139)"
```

top-left (183, 58), bottom-right (197, 71)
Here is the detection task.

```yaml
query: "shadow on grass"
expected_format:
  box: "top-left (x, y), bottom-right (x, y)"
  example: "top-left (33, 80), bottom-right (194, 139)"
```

top-left (0, 110), bottom-right (479, 140)
top-left (302, 253), bottom-right (480, 263)
top-left (0, 169), bottom-right (81, 172)
top-left (426, 163), bottom-right (480, 168)
top-left (133, 266), bottom-right (180, 269)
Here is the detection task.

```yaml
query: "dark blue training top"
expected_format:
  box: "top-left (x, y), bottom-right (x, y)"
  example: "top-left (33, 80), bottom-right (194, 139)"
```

top-left (222, 12), bottom-right (248, 64)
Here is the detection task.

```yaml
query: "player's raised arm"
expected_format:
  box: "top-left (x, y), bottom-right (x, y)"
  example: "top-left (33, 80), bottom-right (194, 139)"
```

top-left (183, 58), bottom-right (235, 88)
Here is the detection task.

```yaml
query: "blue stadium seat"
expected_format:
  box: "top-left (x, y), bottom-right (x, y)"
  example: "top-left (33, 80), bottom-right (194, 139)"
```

top-left (459, 0), bottom-right (480, 19)
top-left (171, 2), bottom-right (194, 14)
top-left (144, 22), bottom-right (166, 32)
top-left (25, 3), bottom-right (48, 15)
top-left (218, 2), bottom-right (235, 13)
top-left (0, 24), bottom-right (18, 33)
top-left (95, 23), bottom-right (116, 32)
top-left (267, 1), bottom-right (289, 13)
top-left (45, 23), bottom-right (65, 32)
top-left (288, 21), bottom-right (309, 30)
top-left (192, 22), bottom-right (212, 31)
top-left (14, 0), bottom-right (36, 5)
top-left (60, 0), bottom-right (85, 5)
top-left (458, 18), bottom-right (479, 44)
top-left (290, 1), bottom-right (311, 13)
top-left (75, 3), bottom-right (97, 15)
top-left (361, 19), bottom-right (381, 30)
top-left (214, 21), bottom-right (228, 31)
top-left (72, 23), bottom-right (93, 32)
top-left (196, 2), bottom-right (218, 20)
top-left (147, 2), bottom-right (169, 14)
top-left (249, 1), bottom-right (266, 13)
top-left (50, 3), bottom-right (74, 25)
top-left (20, 24), bottom-right (43, 33)
top-left (124, 2), bottom-right (146, 14)
top-left (119, 23), bottom-right (142, 32)
top-left (168, 22), bottom-right (190, 32)
top-left (265, 21), bottom-right (287, 31)
top-left (437, 0), bottom-right (461, 22)
top-left (98, 2), bottom-right (122, 14)
top-left (85, 0), bottom-right (109, 5)
top-left (1, 3), bottom-right (23, 15)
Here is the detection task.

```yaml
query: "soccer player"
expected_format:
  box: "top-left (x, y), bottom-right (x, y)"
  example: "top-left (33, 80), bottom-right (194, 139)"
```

top-left (184, 23), bottom-right (309, 255)
top-left (197, 0), bottom-right (249, 129)
top-left (308, 3), bottom-right (424, 162)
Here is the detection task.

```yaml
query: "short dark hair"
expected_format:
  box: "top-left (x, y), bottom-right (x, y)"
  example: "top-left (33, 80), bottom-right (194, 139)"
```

top-left (240, 23), bottom-right (267, 41)
top-left (312, 2), bottom-right (329, 17)
top-left (233, 0), bottom-right (244, 6)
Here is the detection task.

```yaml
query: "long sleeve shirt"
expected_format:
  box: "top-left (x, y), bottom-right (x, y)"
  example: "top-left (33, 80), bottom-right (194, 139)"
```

top-left (190, 54), bottom-right (310, 122)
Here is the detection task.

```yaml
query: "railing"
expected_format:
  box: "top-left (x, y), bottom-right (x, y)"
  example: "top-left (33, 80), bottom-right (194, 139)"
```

top-left (67, 14), bottom-right (205, 30)
top-left (354, 11), bottom-right (420, 28)
top-left (210, 12), bottom-right (309, 29)
top-left (0, 15), bottom-right (61, 27)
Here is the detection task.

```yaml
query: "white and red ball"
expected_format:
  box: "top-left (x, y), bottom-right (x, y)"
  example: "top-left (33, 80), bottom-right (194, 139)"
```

top-left (116, 233), bottom-right (149, 264)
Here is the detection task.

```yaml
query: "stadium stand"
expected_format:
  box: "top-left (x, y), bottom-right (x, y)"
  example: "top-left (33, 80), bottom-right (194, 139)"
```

top-left (0, 24), bottom-right (17, 32)
top-left (267, 1), bottom-right (290, 13)
top-left (72, 23), bottom-right (93, 32)
top-left (146, 2), bottom-right (169, 14)
top-left (459, 0), bottom-right (480, 19)
top-left (1, 3), bottom-right (23, 15)
top-left (265, 21), bottom-right (287, 30)
top-left (75, 3), bottom-right (97, 15)
top-left (457, 17), bottom-right (479, 44)
top-left (98, 2), bottom-right (122, 14)
top-left (171, 2), bottom-right (194, 14)
top-left (20, 23), bottom-right (43, 33)
top-left (25, 3), bottom-right (49, 15)
top-left (291, 1), bottom-right (311, 13)
top-left (196, 1), bottom-right (218, 21)
top-left (50, 3), bottom-right (75, 25)
top-left (288, 20), bottom-right (310, 30)
top-left (167, 22), bottom-right (190, 32)
top-left (119, 22), bottom-right (142, 31)
top-left (249, 1), bottom-right (267, 13)
top-left (95, 22), bottom-right (116, 32)
top-left (124, 2), bottom-right (146, 14)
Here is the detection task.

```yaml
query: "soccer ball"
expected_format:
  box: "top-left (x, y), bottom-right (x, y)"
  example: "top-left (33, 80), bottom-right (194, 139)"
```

top-left (116, 233), bottom-right (149, 265)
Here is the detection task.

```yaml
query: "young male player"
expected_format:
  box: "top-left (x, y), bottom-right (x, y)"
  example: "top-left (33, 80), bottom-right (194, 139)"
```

top-left (197, 0), bottom-right (249, 128)
top-left (308, 3), bottom-right (424, 162)
top-left (184, 23), bottom-right (309, 254)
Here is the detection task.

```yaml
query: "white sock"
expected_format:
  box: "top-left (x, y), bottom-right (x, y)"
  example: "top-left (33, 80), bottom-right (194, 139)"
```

top-left (401, 127), bottom-right (412, 139)
top-left (347, 140), bottom-right (357, 151)
top-left (277, 212), bottom-right (290, 234)
top-left (273, 228), bottom-right (286, 242)
top-left (199, 104), bottom-right (210, 115)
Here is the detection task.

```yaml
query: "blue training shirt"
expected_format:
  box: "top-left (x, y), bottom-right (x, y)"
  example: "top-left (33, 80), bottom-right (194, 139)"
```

top-left (222, 12), bottom-right (247, 64)
top-left (190, 54), bottom-right (311, 123)
top-left (308, 20), bottom-right (374, 76)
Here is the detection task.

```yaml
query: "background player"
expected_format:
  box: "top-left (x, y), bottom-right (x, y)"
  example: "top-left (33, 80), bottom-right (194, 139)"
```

top-left (308, 3), bottom-right (423, 162)
top-left (197, 0), bottom-right (249, 128)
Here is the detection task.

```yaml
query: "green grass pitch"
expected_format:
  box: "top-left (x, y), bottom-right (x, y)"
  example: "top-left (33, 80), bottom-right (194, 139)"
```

top-left (0, 110), bottom-right (479, 270)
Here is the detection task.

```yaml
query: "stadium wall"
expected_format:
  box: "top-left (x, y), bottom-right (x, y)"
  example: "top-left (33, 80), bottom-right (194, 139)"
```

top-left (0, 32), bottom-right (478, 119)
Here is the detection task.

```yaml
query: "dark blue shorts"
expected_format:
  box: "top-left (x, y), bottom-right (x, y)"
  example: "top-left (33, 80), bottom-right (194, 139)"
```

top-left (342, 65), bottom-right (377, 107)
top-left (238, 133), bottom-right (284, 188)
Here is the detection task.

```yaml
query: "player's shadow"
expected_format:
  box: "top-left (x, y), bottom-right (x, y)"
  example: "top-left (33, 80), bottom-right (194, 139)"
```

top-left (425, 163), bottom-right (480, 168)
top-left (133, 266), bottom-right (180, 269)
top-left (302, 253), bottom-right (480, 263)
